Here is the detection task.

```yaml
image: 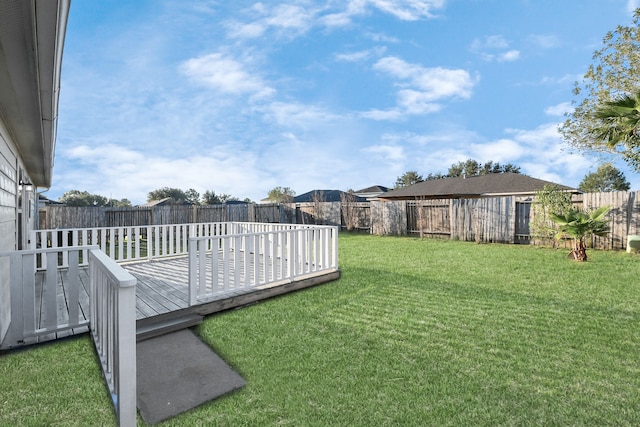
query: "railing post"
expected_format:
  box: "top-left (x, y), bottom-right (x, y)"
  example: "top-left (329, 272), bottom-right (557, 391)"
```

top-left (116, 280), bottom-right (136, 427)
top-left (188, 238), bottom-right (197, 306)
top-left (5, 253), bottom-right (25, 348)
top-left (88, 248), bottom-right (137, 427)
top-left (288, 230), bottom-right (296, 280)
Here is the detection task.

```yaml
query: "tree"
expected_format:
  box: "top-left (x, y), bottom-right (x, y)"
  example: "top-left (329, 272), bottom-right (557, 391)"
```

top-left (147, 187), bottom-right (188, 204)
top-left (530, 184), bottom-right (574, 245)
top-left (501, 163), bottom-right (522, 174)
top-left (590, 90), bottom-right (640, 169)
top-left (448, 159), bottom-right (480, 177)
top-left (394, 171), bottom-right (423, 188)
top-left (447, 159), bottom-right (521, 177)
top-left (110, 198), bottom-right (132, 207)
top-left (202, 190), bottom-right (237, 204)
top-left (59, 190), bottom-right (109, 207)
top-left (578, 163), bottom-right (631, 192)
top-left (425, 172), bottom-right (446, 180)
top-left (267, 186), bottom-right (296, 203)
top-left (549, 206), bottom-right (611, 261)
top-left (185, 188), bottom-right (200, 205)
top-left (560, 10), bottom-right (640, 170)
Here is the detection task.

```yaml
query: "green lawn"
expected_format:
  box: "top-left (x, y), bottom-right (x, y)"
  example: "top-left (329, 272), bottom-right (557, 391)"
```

top-left (2, 233), bottom-right (639, 426)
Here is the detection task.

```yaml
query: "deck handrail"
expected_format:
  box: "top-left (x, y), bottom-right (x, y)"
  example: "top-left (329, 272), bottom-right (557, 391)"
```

top-left (0, 246), bottom-right (95, 348)
top-left (29, 222), bottom-right (337, 265)
top-left (89, 248), bottom-right (137, 427)
top-left (0, 246), bottom-right (137, 426)
top-left (188, 226), bottom-right (339, 304)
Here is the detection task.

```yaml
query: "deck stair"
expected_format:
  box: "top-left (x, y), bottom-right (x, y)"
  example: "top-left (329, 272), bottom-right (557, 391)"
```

top-left (136, 312), bottom-right (204, 342)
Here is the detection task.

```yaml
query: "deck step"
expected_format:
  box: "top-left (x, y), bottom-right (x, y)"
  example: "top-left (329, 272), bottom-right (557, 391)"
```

top-left (136, 314), bottom-right (204, 342)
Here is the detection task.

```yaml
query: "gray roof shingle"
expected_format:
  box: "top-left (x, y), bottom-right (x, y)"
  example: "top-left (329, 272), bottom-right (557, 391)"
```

top-left (381, 173), bottom-right (578, 200)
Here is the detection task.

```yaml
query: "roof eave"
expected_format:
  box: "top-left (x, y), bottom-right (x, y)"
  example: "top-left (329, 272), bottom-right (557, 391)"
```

top-left (0, 0), bottom-right (70, 187)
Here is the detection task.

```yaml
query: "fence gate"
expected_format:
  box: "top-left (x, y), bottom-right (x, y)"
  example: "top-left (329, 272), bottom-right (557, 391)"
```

top-left (515, 201), bottom-right (531, 244)
top-left (407, 201), bottom-right (451, 238)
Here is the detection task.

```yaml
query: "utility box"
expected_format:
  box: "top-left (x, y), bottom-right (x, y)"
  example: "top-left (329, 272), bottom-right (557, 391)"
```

top-left (626, 235), bottom-right (640, 253)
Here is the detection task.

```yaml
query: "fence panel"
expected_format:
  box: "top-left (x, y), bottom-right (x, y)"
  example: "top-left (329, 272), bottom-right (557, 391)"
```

top-left (254, 203), bottom-right (282, 223)
top-left (371, 201), bottom-right (407, 236)
top-left (341, 202), bottom-right (371, 231)
top-left (582, 190), bottom-right (640, 250)
top-left (451, 197), bottom-right (515, 243)
top-left (407, 200), bottom-right (451, 238)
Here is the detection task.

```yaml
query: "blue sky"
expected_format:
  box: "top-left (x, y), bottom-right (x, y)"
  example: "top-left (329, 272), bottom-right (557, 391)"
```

top-left (52, 0), bottom-right (640, 204)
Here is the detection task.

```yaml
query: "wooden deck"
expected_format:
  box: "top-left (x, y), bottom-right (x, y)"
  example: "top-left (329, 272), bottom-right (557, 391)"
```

top-left (29, 254), bottom-right (339, 346)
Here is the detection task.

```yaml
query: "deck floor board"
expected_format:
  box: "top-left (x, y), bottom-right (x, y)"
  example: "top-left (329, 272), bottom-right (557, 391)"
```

top-left (19, 253), bottom-right (338, 349)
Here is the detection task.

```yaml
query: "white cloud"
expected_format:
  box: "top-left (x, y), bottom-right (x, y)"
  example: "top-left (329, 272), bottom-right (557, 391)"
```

top-left (58, 143), bottom-right (266, 204)
top-left (335, 47), bottom-right (387, 62)
top-left (363, 144), bottom-right (406, 161)
top-left (225, 3), bottom-right (316, 39)
top-left (498, 50), bottom-right (520, 62)
top-left (527, 34), bottom-right (560, 49)
top-left (538, 73), bottom-right (582, 85)
top-left (472, 35), bottom-right (508, 50)
top-left (365, 32), bottom-right (401, 43)
top-left (628, 0), bottom-right (640, 14)
top-left (468, 139), bottom-right (526, 162)
top-left (258, 101), bottom-right (341, 128)
top-left (360, 108), bottom-right (404, 121)
top-left (231, 0), bottom-right (446, 35)
top-left (180, 53), bottom-right (275, 99)
top-left (505, 122), bottom-right (592, 180)
top-left (369, 56), bottom-right (475, 118)
top-left (366, 0), bottom-right (446, 20)
top-left (544, 102), bottom-right (572, 116)
top-left (470, 35), bottom-right (520, 62)
top-left (264, 4), bottom-right (315, 31)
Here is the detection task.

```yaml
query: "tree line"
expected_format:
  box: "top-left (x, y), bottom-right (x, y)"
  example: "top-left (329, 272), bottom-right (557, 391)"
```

top-left (57, 187), bottom-right (245, 207)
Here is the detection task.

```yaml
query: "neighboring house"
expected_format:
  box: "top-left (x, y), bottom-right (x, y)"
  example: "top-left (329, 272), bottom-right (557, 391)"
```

top-left (0, 0), bottom-right (70, 347)
top-left (293, 190), bottom-right (367, 203)
top-left (139, 197), bottom-right (185, 207)
top-left (380, 173), bottom-right (580, 201)
top-left (354, 185), bottom-right (390, 201)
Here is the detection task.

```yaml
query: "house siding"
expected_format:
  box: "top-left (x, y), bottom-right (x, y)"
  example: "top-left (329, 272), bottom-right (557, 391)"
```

top-left (0, 120), bottom-right (19, 343)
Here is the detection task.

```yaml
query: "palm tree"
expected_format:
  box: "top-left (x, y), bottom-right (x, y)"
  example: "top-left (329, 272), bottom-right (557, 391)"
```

top-left (591, 90), bottom-right (640, 167)
top-left (549, 206), bottom-right (611, 262)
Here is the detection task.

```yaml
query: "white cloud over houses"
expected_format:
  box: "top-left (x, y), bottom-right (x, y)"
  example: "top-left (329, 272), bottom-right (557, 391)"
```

top-left (58, 143), bottom-right (266, 204)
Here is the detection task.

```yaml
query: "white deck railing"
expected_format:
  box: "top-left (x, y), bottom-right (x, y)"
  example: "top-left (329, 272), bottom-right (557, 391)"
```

top-left (188, 224), bottom-right (339, 304)
top-left (0, 246), bottom-right (137, 427)
top-left (1, 246), bottom-right (92, 346)
top-left (89, 248), bottom-right (137, 427)
top-left (29, 222), bottom-right (276, 265)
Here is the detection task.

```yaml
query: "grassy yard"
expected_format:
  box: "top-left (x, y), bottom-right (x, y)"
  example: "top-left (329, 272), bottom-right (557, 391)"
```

top-left (2, 233), bottom-right (640, 426)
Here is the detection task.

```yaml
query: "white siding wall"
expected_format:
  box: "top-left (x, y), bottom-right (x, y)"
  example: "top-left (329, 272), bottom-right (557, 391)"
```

top-left (0, 120), bottom-right (18, 343)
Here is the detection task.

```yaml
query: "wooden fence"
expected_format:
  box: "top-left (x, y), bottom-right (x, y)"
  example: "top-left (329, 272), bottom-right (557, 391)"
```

top-left (39, 191), bottom-right (640, 250)
top-left (39, 203), bottom-right (340, 229)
